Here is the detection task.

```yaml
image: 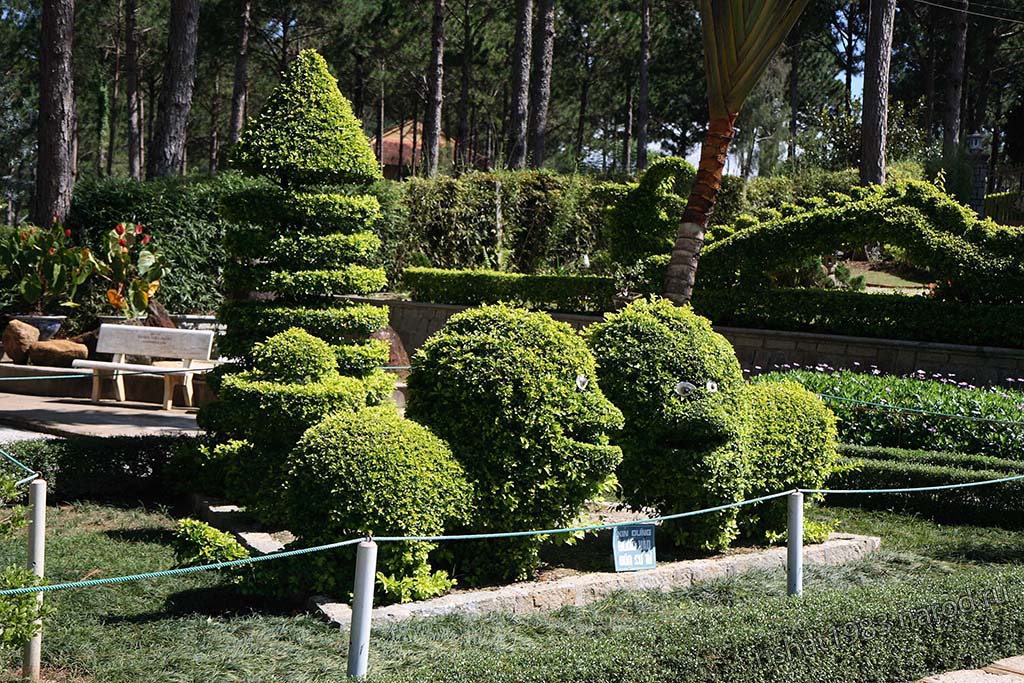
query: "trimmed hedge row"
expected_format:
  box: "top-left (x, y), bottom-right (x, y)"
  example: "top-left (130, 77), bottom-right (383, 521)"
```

top-left (757, 369), bottom-right (1024, 459)
top-left (838, 444), bottom-right (1024, 474)
top-left (370, 568), bottom-right (1024, 683)
top-left (690, 287), bottom-right (1024, 349)
top-left (402, 267), bottom-right (617, 314)
top-left (830, 445), bottom-right (1024, 526)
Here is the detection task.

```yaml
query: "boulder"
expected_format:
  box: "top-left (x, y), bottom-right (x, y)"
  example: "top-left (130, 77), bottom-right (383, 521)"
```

top-left (371, 325), bottom-right (410, 375)
top-left (144, 300), bottom-right (177, 330)
top-left (3, 320), bottom-right (40, 364)
top-left (28, 340), bottom-right (89, 368)
top-left (68, 328), bottom-right (101, 359)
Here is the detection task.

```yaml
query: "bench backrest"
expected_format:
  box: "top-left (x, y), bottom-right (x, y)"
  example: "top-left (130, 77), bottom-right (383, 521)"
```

top-left (96, 324), bottom-right (214, 360)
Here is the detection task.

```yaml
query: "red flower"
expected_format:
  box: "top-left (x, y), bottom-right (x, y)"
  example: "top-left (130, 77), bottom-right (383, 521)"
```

top-left (19, 232), bottom-right (26, 241)
top-left (135, 223), bottom-right (144, 234)
top-left (141, 234), bottom-right (151, 245)
top-left (118, 238), bottom-right (128, 247)
top-left (49, 248), bottom-right (56, 255)
top-left (64, 229), bottom-right (72, 238)
top-left (115, 223), bottom-right (125, 235)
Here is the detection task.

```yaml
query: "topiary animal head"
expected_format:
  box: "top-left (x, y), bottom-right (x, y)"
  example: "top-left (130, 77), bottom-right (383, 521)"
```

top-left (587, 297), bottom-right (745, 448)
top-left (231, 49), bottom-right (381, 187)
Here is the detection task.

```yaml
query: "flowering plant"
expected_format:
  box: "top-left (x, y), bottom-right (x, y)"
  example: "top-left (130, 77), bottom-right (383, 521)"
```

top-left (0, 218), bottom-right (97, 313)
top-left (96, 222), bottom-right (167, 319)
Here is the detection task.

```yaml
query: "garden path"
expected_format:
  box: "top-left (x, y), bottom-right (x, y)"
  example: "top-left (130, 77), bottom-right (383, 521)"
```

top-left (0, 391), bottom-right (199, 438)
top-left (921, 657), bottom-right (1024, 682)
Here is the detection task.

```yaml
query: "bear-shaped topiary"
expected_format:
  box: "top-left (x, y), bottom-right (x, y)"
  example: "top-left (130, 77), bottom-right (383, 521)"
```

top-left (586, 297), bottom-right (839, 550)
top-left (407, 304), bottom-right (624, 584)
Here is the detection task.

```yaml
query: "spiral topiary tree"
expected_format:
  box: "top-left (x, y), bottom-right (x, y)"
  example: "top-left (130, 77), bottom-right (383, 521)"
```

top-left (217, 49), bottom-right (391, 380)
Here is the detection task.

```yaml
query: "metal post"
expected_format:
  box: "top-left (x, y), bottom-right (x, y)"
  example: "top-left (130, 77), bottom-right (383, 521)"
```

top-left (22, 478), bottom-right (46, 682)
top-left (787, 490), bottom-right (804, 597)
top-left (346, 540), bottom-right (378, 679)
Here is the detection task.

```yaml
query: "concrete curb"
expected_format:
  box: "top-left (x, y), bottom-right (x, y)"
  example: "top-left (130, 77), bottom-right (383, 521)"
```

top-left (315, 533), bottom-right (880, 627)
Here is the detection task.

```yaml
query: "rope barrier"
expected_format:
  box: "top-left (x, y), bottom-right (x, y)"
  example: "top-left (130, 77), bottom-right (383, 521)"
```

top-left (6, 469), bottom-right (1024, 598)
top-left (0, 367), bottom-right (212, 382)
top-left (0, 447), bottom-right (39, 476)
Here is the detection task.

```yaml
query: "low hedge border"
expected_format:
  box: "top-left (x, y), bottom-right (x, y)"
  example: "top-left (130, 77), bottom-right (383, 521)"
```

top-left (828, 444), bottom-right (1024, 526)
top-left (402, 267), bottom-right (617, 314)
top-left (691, 287), bottom-right (1024, 349)
top-left (370, 567), bottom-right (1024, 683)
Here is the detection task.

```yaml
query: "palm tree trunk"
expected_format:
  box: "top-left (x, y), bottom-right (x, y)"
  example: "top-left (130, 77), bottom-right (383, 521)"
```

top-left (663, 114), bottom-right (736, 304)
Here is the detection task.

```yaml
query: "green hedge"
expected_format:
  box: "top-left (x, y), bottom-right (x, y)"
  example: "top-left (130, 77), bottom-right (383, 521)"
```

top-left (757, 369), bottom-right (1024, 459)
top-left (690, 287), bottom-right (1024, 348)
top-left (370, 568), bottom-right (1024, 683)
top-left (699, 181), bottom-right (1024, 303)
top-left (402, 267), bottom-right (617, 314)
top-left (830, 445), bottom-right (1024, 526)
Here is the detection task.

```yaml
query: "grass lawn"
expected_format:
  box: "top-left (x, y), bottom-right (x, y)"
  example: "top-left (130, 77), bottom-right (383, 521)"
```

top-left (1, 503), bottom-right (1022, 682)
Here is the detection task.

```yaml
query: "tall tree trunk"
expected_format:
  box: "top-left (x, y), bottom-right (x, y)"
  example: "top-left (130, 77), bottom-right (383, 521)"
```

top-left (411, 96), bottom-right (419, 176)
top-left (942, 0), bottom-right (968, 159)
top-left (636, 0), bottom-right (650, 171)
top-left (663, 114), bottom-right (736, 303)
top-left (987, 90), bottom-right (1002, 194)
top-left (843, 8), bottom-right (855, 116)
top-left (859, 0), bottom-right (896, 185)
top-left (528, 0), bottom-right (554, 168)
top-left (33, 0), bottom-right (76, 227)
top-left (377, 62), bottom-right (385, 172)
top-left (228, 0), bottom-right (251, 146)
top-left (126, 0), bottom-right (143, 180)
top-left (622, 85), bottom-right (633, 173)
top-left (105, 0), bottom-right (123, 176)
top-left (148, 0), bottom-right (200, 179)
top-left (506, 0), bottom-right (533, 169)
top-left (788, 40), bottom-right (799, 160)
top-left (922, 11), bottom-right (936, 139)
top-left (398, 114), bottom-right (406, 176)
top-left (423, 0), bottom-right (445, 177)
top-left (457, 0), bottom-right (472, 170)
top-left (972, 26), bottom-right (998, 132)
top-left (574, 71), bottom-right (589, 165)
top-left (209, 73), bottom-right (221, 174)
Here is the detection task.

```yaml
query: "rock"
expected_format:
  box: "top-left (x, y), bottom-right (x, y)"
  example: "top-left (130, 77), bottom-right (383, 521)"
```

top-left (370, 325), bottom-right (409, 374)
top-left (2, 320), bottom-right (40, 364)
top-left (144, 300), bottom-right (177, 330)
top-left (28, 339), bottom-right (89, 368)
top-left (68, 329), bottom-right (101, 359)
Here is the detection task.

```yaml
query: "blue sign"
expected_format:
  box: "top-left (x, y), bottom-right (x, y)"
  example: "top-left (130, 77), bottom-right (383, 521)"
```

top-left (612, 523), bottom-right (657, 572)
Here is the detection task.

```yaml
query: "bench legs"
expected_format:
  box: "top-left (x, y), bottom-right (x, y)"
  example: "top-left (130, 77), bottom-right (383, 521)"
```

top-left (90, 369), bottom-right (126, 403)
top-left (162, 374), bottom-right (195, 411)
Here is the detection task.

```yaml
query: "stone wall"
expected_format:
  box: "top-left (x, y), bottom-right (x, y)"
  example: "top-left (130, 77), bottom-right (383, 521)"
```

top-left (353, 296), bottom-right (1024, 386)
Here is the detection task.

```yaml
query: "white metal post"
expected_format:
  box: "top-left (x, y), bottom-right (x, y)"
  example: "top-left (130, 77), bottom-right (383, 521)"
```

top-left (347, 540), bottom-right (378, 679)
top-left (787, 490), bottom-right (804, 597)
top-left (22, 478), bottom-right (46, 682)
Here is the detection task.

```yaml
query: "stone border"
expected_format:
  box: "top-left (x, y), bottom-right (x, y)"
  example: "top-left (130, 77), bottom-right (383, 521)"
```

top-left (315, 533), bottom-right (880, 627)
top-left (920, 656), bottom-right (1024, 682)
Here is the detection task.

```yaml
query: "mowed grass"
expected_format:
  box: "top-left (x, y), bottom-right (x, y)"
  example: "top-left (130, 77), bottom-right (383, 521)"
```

top-left (1, 503), bottom-right (1023, 681)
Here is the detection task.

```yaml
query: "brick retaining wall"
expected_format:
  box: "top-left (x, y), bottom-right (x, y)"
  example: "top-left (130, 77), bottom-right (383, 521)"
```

top-left (352, 296), bottom-right (1024, 386)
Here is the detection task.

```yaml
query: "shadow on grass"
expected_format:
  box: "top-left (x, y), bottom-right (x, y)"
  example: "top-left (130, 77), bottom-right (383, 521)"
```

top-left (97, 584), bottom-right (307, 626)
top-left (103, 527), bottom-right (176, 546)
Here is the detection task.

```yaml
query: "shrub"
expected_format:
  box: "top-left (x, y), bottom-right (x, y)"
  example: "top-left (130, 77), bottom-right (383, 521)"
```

top-left (251, 327), bottom-right (338, 384)
top-left (402, 267), bottom-right (617, 314)
top-left (407, 304), bottom-right (623, 583)
top-left (689, 287), bottom-right (1024, 348)
top-left (756, 368), bottom-right (1024, 459)
top-left (1, 435), bottom-right (190, 502)
top-left (586, 298), bottom-right (751, 551)
top-left (66, 172), bottom-right (262, 317)
top-left (739, 381), bottom-right (840, 542)
top-left (698, 180), bottom-right (1024, 303)
top-left (986, 191), bottom-right (1023, 226)
top-left (368, 568), bottom-right (1024, 683)
top-left (172, 518), bottom-right (250, 567)
top-left (230, 51), bottom-right (380, 186)
top-left (601, 157), bottom-right (693, 266)
top-left (0, 565), bottom-right (44, 651)
top-left (283, 406), bottom-right (472, 600)
top-left (829, 445), bottom-right (1024, 526)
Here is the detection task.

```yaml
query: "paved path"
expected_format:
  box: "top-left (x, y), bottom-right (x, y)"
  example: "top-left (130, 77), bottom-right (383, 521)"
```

top-left (0, 391), bottom-right (199, 438)
top-left (921, 657), bottom-right (1024, 682)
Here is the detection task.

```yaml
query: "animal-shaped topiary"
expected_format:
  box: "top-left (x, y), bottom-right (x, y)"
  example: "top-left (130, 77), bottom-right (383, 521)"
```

top-left (586, 298), bottom-right (839, 550)
top-left (407, 304), bottom-right (624, 584)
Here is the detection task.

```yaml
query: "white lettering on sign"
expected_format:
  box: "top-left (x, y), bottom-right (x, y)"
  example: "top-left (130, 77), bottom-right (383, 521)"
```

top-left (612, 523), bottom-right (657, 572)
top-left (95, 324), bottom-right (214, 360)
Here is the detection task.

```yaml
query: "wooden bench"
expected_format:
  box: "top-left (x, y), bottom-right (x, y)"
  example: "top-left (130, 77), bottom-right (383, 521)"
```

top-left (72, 324), bottom-right (215, 410)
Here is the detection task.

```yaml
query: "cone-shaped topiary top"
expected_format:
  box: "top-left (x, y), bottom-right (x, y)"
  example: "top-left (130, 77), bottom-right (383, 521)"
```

top-left (232, 50), bottom-right (381, 187)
